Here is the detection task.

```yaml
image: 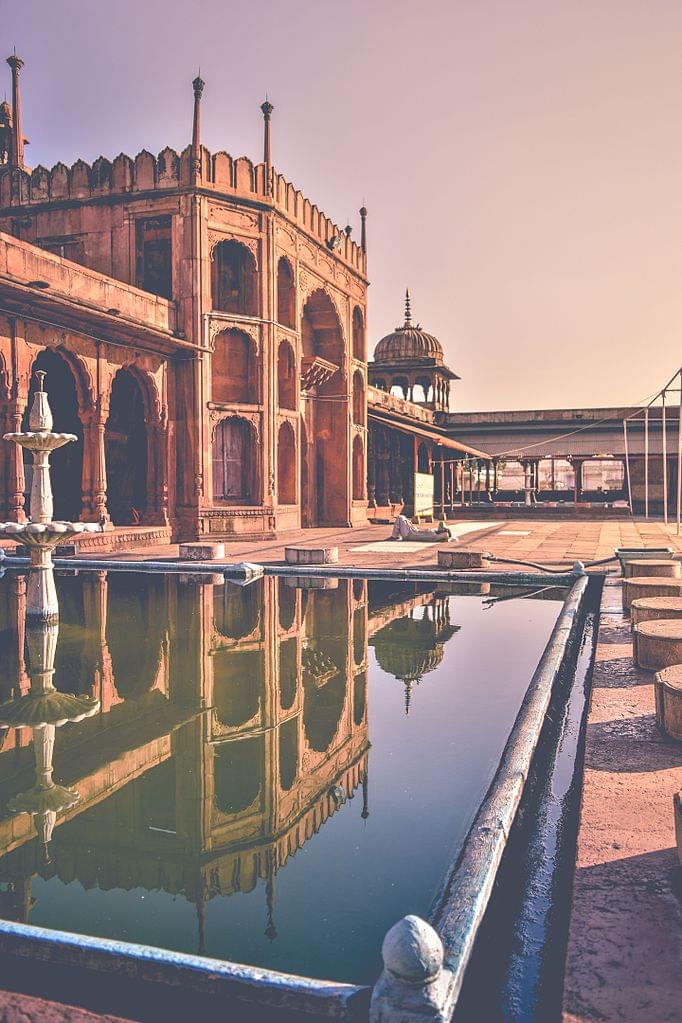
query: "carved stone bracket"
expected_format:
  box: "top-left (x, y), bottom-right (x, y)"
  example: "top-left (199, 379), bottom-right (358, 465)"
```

top-left (300, 355), bottom-right (338, 393)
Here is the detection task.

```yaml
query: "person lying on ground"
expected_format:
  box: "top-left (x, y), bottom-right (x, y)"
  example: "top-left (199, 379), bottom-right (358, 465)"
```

top-left (389, 514), bottom-right (454, 542)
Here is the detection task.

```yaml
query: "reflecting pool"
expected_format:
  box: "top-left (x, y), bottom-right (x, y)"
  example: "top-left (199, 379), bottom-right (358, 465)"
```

top-left (0, 570), bottom-right (567, 985)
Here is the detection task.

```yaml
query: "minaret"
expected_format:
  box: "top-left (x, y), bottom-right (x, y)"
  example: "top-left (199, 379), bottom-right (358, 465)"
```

top-left (6, 51), bottom-right (25, 169)
top-left (191, 71), bottom-right (205, 182)
top-left (260, 97), bottom-right (273, 196)
top-left (360, 206), bottom-right (367, 253)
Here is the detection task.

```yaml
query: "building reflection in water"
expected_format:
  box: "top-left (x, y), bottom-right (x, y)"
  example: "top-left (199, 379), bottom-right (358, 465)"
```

top-left (0, 568), bottom-right (467, 953)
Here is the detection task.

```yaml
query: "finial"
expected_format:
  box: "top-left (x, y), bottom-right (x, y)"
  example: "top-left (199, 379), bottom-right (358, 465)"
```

top-left (261, 97), bottom-right (273, 118)
top-left (404, 288), bottom-right (412, 327)
top-left (35, 370), bottom-right (46, 393)
top-left (192, 72), bottom-right (205, 99)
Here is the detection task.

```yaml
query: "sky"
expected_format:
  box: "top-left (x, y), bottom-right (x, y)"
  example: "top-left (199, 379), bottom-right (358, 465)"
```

top-left (2, 0), bottom-right (681, 411)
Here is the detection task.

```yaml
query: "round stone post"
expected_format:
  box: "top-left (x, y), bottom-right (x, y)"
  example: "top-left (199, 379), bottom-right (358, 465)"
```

top-left (370, 915), bottom-right (453, 1023)
top-left (26, 547), bottom-right (58, 622)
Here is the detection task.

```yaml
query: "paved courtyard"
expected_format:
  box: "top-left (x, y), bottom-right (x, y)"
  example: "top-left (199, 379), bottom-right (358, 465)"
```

top-left (59, 516), bottom-right (682, 571)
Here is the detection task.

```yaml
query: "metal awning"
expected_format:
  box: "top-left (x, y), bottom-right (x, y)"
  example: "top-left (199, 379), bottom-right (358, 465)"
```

top-left (368, 409), bottom-right (490, 459)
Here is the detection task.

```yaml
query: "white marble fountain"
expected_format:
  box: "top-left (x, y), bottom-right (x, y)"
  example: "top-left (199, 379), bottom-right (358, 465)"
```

top-left (0, 370), bottom-right (100, 620)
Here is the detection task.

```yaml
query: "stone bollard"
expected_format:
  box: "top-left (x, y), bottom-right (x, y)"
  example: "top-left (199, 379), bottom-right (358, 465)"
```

top-left (675, 791), bottom-right (682, 867)
top-left (655, 665), bottom-right (682, 740)
top-left (369, 915), bottom-right (453, 1023)
top-left (634, 620), bottom-right (682, 671)
top-left (623, 559), bottom-right (682, 579)
top-left (631, 596), bottom-right (682, 630)
top-left (438, 549), bottom-right (490, 570)
top-left (621, 576), bottom-right (682, 613)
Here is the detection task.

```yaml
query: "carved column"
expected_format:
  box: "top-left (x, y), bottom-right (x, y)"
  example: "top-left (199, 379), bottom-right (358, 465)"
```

top-left (6, 396), bottom-right (27, 522)
top-left (144, 415), bottom-right (170, 526)
top-left (81, 406), bottom-right (110, 526)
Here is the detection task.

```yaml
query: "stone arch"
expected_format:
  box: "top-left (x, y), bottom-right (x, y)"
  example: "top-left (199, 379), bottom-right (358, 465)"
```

top-left (212, 415), bottom-right (259, 503)
top-left (213, 647), bottom-right (263, 727)
top-left (390, 376), bottom-right (408, 400)
top-left (352, 370), bottom-right (364, 426)
top-left (213, 737), bottom-right (263, 815)
top-left (279, 636), bottom-right (298, 710)
top-left (211, 239), bottom-right (258, 316)
top-left (300, 288), bottom-right (346, 526)
top-left (277, 340), bottom-right (296, 410)
top-left (277, 420), bottom-right (296, 505)
top-left (352, 433), bottom-right (365, 501)
top-left (417, 442), bottom-right (430, 474)
top-left (213, 328), bottom-right (259, 404)
top-left (105, 367), bottom-right (148, 526)
top-left (23, 348), bottom-right (86, 521)
top-left (301, 287), bottom-right (345, 364)
top-left (353, 671), bottom-right (367, 726)
top-left (278, 716), bottom-right (298, 791)
top-left (106, 573), bottom-right (167, 699)
top-left (276, 256), bottom-right (296, 328)
top-left (303, 670), bottom-right (347, 753)
top-left (214, 579), bottom-right (262, 639)
top-left (352, 306), bottom-right (365, 361)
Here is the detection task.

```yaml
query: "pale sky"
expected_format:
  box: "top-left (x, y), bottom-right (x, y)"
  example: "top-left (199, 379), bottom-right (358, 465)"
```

top-left (3, 0), bottom-right (681, 410)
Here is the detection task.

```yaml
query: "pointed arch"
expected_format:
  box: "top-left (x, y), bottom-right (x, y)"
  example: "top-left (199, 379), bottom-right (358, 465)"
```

top-left (277, 256), bottom-right (296, 328)
top-left (211, 239), bottom-right (258, 315)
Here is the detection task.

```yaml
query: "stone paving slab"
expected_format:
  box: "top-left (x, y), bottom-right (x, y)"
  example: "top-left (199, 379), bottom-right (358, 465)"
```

top-left (562, 577), bottom-right (682, 1023)
top-left (0, 990), bottom-right (131, 1023)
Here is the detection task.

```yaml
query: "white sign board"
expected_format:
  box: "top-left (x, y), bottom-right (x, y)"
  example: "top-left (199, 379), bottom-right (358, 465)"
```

top-left (414, 472), bottom-right (434, 519)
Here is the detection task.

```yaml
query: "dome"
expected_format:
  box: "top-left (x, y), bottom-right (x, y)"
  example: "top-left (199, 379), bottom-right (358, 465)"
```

top-left (373, 290), bottom-right (444, 365)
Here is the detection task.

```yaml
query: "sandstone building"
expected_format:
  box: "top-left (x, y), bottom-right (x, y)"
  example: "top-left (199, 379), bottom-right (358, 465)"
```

top-left (0, 56), bottom-right (369, 543)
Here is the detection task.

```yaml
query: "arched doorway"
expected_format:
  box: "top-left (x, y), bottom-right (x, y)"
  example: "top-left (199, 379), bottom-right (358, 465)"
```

top-left (300, 289), bottom-right (346, 526)
top-left (352, 434), bottom-right (364, 501)
top-left (352, 306), bottom-right (365, 361)
top-left (23, 349), bottom-right (83, 521)
top-left (277, 341), bottom-right (296, 410)
top-left (212, 417), bottom-right (258, 503)
top-left (105, 368), bottom-right (148, 526)
top-left (277, 257), bottom-right (296, 328)
top-left (211, 240), bottom-right (258, 316)
top-left (277, 421), bottom-right (296, 505)
top-left (212, 329), bottom-right (258, 404)
top-left (352, 370), bottom-right (364, 426)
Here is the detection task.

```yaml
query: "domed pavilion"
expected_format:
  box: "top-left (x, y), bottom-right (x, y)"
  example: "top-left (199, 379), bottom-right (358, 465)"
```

top-left (369, 291), bottom-right (459, 411)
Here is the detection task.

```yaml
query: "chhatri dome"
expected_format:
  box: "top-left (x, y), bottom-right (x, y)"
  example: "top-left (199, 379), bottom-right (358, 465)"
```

top-left (374, 289), bottom-right (445, 364)
top-left (369, 290), bottom-right (459, 411)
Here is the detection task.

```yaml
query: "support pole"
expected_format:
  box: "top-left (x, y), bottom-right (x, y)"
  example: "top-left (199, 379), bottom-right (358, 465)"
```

top-left (644, 407), bottom-right (649, 519)
top-left (623, 419), bottom-right (633, 513)
top-left (663, 389), bottom-right (668, 526)
top-left (677, 367), bottom-right (682, 536)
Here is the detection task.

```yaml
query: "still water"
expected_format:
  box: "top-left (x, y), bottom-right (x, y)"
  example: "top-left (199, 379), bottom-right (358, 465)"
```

top-left (0, 570), bottom-right (566, 985)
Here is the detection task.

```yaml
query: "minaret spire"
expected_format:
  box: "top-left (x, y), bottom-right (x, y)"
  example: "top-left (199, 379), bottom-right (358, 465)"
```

top-left (6, 51), bottom-right (25, 168)
top-left (191, 71), bottom-right (205, 182)
top-left (360, 205), bottom-right (367, 253)
top-left (260, 96), bottom-right (273, 196)
top-left (404, 288), bottom-right (412, 327)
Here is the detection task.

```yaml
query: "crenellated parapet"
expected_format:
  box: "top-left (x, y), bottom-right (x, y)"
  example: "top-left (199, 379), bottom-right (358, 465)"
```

top-left (0, 144), bottom-right (366, 274)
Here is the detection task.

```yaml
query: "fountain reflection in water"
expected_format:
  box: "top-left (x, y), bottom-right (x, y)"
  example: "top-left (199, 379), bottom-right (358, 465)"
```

top-left (0, 370), bottom-right (100, 860)
top-left (0, 370), bottom-right (100, 621)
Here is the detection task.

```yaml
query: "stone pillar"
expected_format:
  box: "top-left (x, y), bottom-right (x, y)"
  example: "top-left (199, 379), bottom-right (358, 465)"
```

top-left (5, 396), bottom-right (26, 522)
top-left (82, 571), bottom-right (114, 711)
top-left (144, 417), bottom-right (170, 526)
top-left (81, 408), bottom-right (111, 526)
top-left (370, 915), bottom-right (453, 1023)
